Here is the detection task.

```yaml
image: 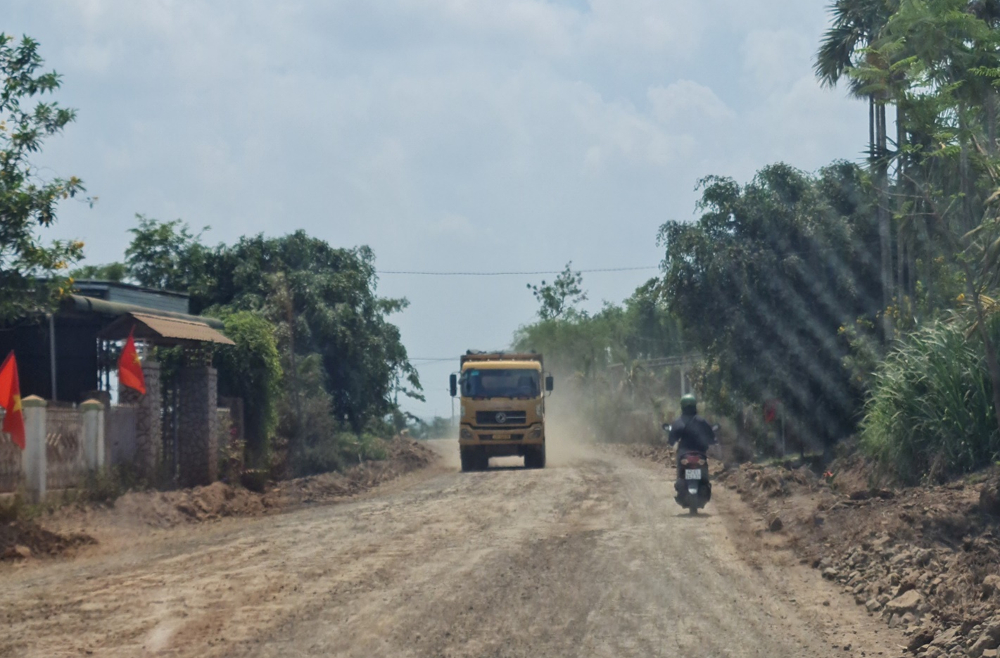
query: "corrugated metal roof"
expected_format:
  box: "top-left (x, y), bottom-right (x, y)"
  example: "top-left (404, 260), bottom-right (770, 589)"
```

top-left (98, 312), bottom-right (235, 346)
top-left (64, 295), bottom-right (225, 329)
top-left (131, 313), bottom-right (235, 345)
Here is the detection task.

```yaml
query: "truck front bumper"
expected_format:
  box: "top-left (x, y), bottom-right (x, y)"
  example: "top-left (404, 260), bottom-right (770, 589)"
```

top-left (459, 424), bottom-right (544, 448)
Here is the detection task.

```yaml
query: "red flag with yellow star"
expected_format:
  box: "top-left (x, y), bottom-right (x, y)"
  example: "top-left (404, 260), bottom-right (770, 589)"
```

top-left (0, 351), bottom-right (26, 450)
top-left (118, 328), bottom-right (146, 395)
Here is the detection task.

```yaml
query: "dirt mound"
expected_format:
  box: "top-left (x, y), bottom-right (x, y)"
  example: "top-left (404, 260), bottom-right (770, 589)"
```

top-left (270, 437), bottom-right (438, 507)
top-left (112, 481), bottom-right (269, 527)
top-left (0, 520), bottom-right (95, 560)
top-left (44, 437), bottom-right (439, 533)
top-left (718, 459), bottom-right (1000, 655)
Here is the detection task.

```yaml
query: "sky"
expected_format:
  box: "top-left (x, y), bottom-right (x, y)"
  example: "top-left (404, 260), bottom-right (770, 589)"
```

top-left (6, 0), bottom-right (868, 418)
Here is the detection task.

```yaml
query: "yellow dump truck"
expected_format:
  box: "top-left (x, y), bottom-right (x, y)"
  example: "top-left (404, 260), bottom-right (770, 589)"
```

top-left (450, 351), bottom-right (553, 471)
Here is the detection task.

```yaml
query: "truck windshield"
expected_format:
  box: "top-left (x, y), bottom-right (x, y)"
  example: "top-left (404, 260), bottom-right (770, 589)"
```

top-left (461, 369), bottom-right (540, 398)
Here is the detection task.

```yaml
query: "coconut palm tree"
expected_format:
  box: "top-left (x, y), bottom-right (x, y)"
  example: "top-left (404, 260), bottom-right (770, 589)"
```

top-left (816, 0), bottom-right (899, 339)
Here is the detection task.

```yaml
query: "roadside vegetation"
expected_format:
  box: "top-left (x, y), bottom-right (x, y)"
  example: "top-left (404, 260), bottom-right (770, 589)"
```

top-left (518, 1), bottom-right (1000, 483)
top-left (74, 217), bottom-right (422, 477)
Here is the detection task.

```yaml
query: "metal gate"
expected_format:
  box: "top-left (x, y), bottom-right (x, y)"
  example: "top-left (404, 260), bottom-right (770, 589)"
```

top-left (106, 405), bottom-right (138, 466)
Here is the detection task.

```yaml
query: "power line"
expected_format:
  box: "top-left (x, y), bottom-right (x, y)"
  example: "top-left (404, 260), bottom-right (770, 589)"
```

top-left (377, 266), bottom-right (659, 276)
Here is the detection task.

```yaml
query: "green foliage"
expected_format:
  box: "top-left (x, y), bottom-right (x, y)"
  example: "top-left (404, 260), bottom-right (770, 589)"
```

top-left (526, 263), bottom-right (587, 321)
top-left (516, 277), bottom-right (684, 375)
top-left (516, 272), bottom-right (688, 444)
top-left (660, 162), bottom-right (883, 447)
top-left (197, 230), bottom-right (421, 429)
top-left (0, 34), bottom-right (85, 323)
top-left (70, 262), bottom-right (127, 282)
top-left (861, 316), bottom-right (1000, 483)
top-left (82, 465), bottom-right (142, 504)
top-left (408, 416), bottom-right (454, 439)
top-left (107, 217), bottom-right (418, 468)
top-left (207, 308), bottom-right (283, 461)
top-left (125, 214), bottom-right (211, 293)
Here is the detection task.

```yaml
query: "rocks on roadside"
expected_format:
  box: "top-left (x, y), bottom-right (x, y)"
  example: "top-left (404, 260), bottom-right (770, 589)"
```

top-left (984, 575), bottom-right (1000, 597)
top-left (886, 590), bottom-right (923, 614)
top-left (766, 513), bottom-right (783, 532)
top-left (906, 628), bottom-right (935, 652)
top-left (1, 544), bottom-right (31, 559)
top-left (969, 619), bottom-right (1000, 658)
top-left (979, 477), bottom-right (1000, 516)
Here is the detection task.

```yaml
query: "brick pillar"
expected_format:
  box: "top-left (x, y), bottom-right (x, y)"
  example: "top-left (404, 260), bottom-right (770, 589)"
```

top-left (177, 366), bottom-right (218, 487)
top-left (120, 360), bottom-right (162, 479)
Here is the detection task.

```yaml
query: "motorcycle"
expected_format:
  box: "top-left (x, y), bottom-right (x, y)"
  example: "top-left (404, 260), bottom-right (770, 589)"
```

top-left (662, 422), bottom-right (719, 515)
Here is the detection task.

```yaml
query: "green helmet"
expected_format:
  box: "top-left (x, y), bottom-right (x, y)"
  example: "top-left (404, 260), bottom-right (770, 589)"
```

top-left (680, 394), bottom-right (697, 414)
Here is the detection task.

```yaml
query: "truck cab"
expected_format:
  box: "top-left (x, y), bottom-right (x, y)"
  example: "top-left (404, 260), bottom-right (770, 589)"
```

top-left (450, 352), bottom-right (553, 471)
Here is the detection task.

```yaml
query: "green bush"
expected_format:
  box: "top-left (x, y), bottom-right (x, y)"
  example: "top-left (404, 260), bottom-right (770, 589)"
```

top-left (290, 431), bottom-right (388, 476)
top-left (207, 307), bottom-right (283, 462)
top-left (861, 317), bottom-right (999, 483)
top-left (82, 465), bottom-right (142, 504)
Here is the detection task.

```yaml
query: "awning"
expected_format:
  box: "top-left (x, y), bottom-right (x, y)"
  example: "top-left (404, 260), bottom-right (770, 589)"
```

top-left (98, 312), bottom-right (235, 346)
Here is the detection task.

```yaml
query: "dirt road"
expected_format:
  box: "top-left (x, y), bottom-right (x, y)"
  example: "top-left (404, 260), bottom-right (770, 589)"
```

top-left (1, 443), bottom-right (902, 657)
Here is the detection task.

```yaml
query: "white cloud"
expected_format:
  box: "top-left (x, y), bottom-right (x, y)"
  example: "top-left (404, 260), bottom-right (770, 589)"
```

top-left (741, 29), bottom-right (814, 94)
top-left (648, 80), bottom-right (734, 126)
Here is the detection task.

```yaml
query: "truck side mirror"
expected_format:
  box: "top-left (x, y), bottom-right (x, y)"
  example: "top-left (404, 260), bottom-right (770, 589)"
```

top-left (545, 376), bottom-right (554, 392)
top-left (449, 374), bottom-right (457, 398)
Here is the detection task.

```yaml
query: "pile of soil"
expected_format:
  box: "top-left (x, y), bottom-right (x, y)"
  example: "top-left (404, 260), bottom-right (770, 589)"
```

top-left (111, 481), bottom-right (270, 527)
top-left (266, 437), bottom-right (438, 508)
top-left (0, 520), bottom-right (95, 561)
top-left (719, 459), bottom-right (1000, 657)
top-left (45, 437), bottom-right (438, 531)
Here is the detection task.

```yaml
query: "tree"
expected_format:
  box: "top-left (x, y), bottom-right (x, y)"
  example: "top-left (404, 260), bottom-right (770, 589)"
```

top-left (124, 214), bottom-right (210, 293)
top-left (0, 34), bottom-right (85, 323)
top-left (70, 262), bottom-right (127, 282)
top-left (816, 0), bottom-right (900, 339)
top-left (206, 308), bottom-right (283, 461)
top-left (526, 262), bottom-right (587, 321)
top-left (659, 162), bottom-right (882, 449)
top-left (872, 0), bottom-right (1000, 438)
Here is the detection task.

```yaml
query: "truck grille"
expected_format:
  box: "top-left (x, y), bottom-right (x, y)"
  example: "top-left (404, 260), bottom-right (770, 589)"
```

top-left (475, 410), bottom-right (527, 425)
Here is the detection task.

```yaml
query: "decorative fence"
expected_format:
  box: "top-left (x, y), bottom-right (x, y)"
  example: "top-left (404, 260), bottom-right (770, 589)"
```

top-left (46, 406), bottom-right (86, 490)
top-left (1, 396), bottom-right (242, 498)
top-left (0, 408), bottom-right (21, 493)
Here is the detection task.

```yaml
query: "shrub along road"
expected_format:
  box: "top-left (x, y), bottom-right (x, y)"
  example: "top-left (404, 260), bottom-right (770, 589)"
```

top-left (0, 442), bottom-right (902, 657)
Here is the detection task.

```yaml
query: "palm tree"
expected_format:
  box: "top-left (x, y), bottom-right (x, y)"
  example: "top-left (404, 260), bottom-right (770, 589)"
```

top-left (816, 0), bottom-right (899, 339)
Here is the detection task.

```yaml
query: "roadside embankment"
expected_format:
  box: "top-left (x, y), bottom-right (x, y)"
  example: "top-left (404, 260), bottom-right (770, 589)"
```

top-left (1, 437), bottom-right (437, 563)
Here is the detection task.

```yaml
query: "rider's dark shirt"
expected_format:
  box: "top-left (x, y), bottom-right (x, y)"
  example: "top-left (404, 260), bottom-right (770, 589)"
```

top-left (668, 413), bottom-right (715, 454)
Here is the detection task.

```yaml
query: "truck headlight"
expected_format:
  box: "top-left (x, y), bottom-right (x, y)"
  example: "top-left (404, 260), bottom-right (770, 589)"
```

top-left (530, 426), bottom-right (543, 439)
top-left (460, 428), bottom-right (473, 440)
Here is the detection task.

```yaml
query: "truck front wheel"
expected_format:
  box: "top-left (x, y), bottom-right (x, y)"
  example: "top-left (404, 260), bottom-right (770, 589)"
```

top-left (524, 445), bottom-right (546, 469)
top-left (460, 447), bottom-right (476, 472)
top-left (460, 447), bottom-right (488, 472)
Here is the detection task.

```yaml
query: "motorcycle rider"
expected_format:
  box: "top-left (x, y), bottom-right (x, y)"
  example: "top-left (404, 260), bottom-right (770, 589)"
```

top-left (667, 394), bottom-right (716, 494)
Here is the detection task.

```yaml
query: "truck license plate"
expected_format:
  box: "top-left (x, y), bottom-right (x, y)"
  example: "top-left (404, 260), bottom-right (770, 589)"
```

top-left (493, 434), bottom-right (510, 441)
top-left (685, 469), bottom-right (702, 479)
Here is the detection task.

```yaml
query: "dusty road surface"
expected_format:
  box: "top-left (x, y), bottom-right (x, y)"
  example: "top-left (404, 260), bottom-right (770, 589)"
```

top-left (2, 442), bottom-right (902, 657)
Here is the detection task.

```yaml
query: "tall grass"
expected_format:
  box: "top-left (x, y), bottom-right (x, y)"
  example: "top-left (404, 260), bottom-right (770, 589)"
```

top-left (861, 317), bottom-right (1000, 483)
